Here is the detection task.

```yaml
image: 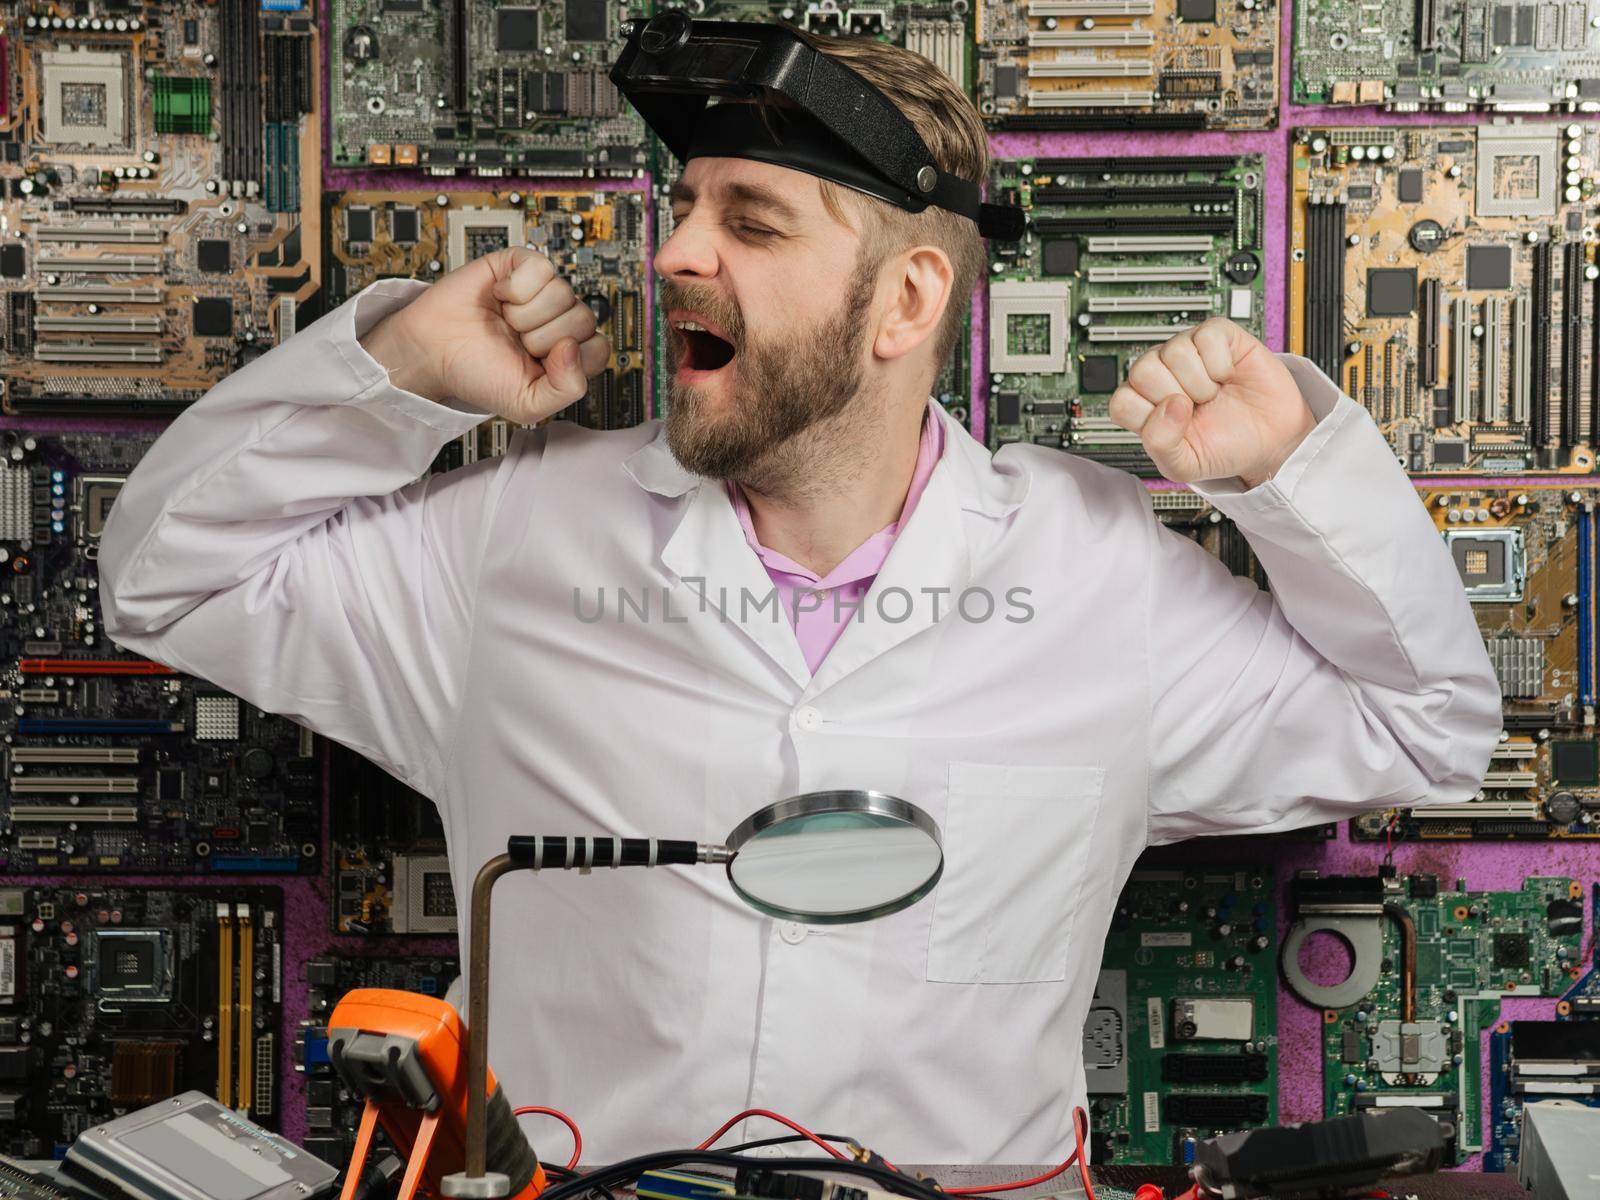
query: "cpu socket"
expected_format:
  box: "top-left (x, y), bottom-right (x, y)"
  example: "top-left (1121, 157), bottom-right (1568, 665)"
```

top-left (1475, 127), bottom-right (1558, 219)
top-left (989, 281), bottom-right (1071, 375)
top-left (41, 50), bottom-right (129, 148)
top-left (75, 476), bottom-right (126, 539)
top-left (91, 930), bottom-right (173, 1005)
top-left (446, 209), bottom-right (525, 269)
top-left (1445, 528), bottom-right (1525, 602)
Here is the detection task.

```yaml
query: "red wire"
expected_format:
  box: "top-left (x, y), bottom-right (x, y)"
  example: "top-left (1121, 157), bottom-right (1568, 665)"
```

top-left (697, 1108), bottom-right (850, 1161)
top-left (947, 1106), bottom-right (1094, 1197)
top-left (513, 1105), bottom-right (583, 1170)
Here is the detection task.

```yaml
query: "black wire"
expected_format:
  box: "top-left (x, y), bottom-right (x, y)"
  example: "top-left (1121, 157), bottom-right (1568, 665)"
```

top-left (535, 1149), bottom-right (947, 1200)
top-left (715, 1134), bottom-right (855, 1154)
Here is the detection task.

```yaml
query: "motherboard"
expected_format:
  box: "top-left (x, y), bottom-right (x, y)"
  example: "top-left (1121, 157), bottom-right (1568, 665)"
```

top-left (1485, 884), bottom-right (1600, 1171)
top-left (0, 886), bottom-right (283, 1156)
top-left (986, 154), bottom-right (1265, 468)
top-left (0, 431), bottom-right (323, 873)
top-left (1087, 867), bottom-right (1278, 1166)
top-left (327, 0), bottom-right (646, 176)
top-left (1282, 871), bottom-right (1584, 1163)
top-left (325, 187), bottom-right (649, 436)
top-left (0, 0), bottom-right (322, 414)
top-left (1289, 124), bottom-right (1600, 474)
top-left (1293, 0), bottom-right (1600, 111)
top-left (976, 0), bottom-right (1279, 130)
top-left (1353, 486), bottom-right (1600, 841)
top-left (328, 743), bottom-right (456, 936)
top-left (295, 954), bottom-right (459, 1166)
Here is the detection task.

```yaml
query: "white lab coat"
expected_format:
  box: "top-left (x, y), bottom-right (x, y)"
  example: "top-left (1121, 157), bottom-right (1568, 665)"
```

top-left (97, 279), bottom-right (1500, 1164)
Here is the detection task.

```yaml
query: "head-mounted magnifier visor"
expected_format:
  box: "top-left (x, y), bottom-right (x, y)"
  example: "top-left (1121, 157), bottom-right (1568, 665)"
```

top-left (609, 11), bottom-right (1026, 242)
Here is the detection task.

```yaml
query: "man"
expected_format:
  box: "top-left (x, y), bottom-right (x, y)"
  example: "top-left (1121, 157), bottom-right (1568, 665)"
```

top-left (98, 24), bottom-right (1499, 1165)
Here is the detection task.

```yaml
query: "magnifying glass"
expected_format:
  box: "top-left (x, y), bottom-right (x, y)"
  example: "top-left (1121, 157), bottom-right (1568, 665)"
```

top-left (723, 789), bottom-right (944, 923)
top-left (445, 790), bottom-right (944, 1199)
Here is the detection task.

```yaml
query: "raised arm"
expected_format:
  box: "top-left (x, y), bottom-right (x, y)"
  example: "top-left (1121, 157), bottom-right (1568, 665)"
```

top-left (98, 249), bottom-right (610, 796)
top-left (1108, 318), bottom-right (1502, 842)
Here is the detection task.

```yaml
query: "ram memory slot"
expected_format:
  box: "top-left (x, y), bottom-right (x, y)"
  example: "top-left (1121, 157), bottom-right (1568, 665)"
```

top-left (264, 124), bottom-right (298, 214)
top-left (1483, 296), bottom-right (1503, 422)
top-left (1305, 198), bottom-right (1346, 383)
top-left (1450, 298), bottom-right (1472, 423)
top-left (1579, 504), bottom-right (1593, 705)
top-left (1532, 240), bottom-right (1553, 449)
top-left (1513, 294), bottom-right (1534, 424)
top-left (219, 0), bottom-right (263, 192)
top-left (237, 910), bottom-right (254, 1111)
top-left (1592, 273), bottom-right (1600, 446)
top-left (1562, 242), bottom-right (1584, 448)
top-left (217, 904), bottom-right (234, 1108)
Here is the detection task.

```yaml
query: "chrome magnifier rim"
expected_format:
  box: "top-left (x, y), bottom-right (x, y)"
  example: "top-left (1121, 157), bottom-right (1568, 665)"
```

top-left (723, 789), bottom-right (945, 925)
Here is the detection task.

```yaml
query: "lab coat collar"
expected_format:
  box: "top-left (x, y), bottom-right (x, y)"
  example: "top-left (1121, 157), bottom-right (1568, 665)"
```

top-left (621, 398), bottom-right (1031, 518)
top-left (627, 398), bottom-right (1031, 692)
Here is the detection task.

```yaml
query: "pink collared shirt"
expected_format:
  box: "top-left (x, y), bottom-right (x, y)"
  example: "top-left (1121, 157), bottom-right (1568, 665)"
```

top-left (726, 403), bottom-right (945, 675)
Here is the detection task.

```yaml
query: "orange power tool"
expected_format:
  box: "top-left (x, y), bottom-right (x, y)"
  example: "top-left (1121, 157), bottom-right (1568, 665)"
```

top-left (327, 989), bottom-right (548, 1200)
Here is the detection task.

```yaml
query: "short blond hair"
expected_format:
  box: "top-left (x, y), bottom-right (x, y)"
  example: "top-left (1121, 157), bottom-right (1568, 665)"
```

top-left (757, 25), bottom-right (990, 378)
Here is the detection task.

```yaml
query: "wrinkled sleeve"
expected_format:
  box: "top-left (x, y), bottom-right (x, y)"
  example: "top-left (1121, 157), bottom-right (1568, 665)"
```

top-left (97, 278), bottom-right (535, 798)
top-left (1144, 353), bottom-right (1501, 844)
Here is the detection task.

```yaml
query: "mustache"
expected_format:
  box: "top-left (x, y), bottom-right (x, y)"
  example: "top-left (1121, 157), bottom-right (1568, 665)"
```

top-left (659, 283), bottom-right (744, 346)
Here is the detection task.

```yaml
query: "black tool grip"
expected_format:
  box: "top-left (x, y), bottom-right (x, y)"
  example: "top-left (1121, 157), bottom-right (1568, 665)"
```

top-left (505, 836), bottom-right (699, 869)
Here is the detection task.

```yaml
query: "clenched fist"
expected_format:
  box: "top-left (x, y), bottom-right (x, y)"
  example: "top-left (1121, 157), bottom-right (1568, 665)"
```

top-left (359, 246), bottom-right (612, 424)
top-left (1108, 317), bottom-right (1317, 488)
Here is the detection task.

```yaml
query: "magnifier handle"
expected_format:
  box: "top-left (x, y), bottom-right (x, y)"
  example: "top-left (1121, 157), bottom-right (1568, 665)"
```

top-left (505, 835), bottom-right (701, 869)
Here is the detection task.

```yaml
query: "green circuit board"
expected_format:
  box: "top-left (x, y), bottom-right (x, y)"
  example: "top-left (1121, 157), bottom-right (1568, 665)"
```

top-left (985, 155), bottom-right (1265, 466)
top-left (1293, 0), bottom-right (1600, 110)
top-left (668, 2), bottom-right (973, 91)
top-left (1087, 867), bottom-right (1278, 1166)
top-left (1285, 873), bottom-right (1584, 1164)
top-left (327, 0), bottom-right (648, 175)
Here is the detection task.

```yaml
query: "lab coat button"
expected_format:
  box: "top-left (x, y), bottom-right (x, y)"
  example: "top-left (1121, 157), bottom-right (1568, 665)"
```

top-left (794, 706), bottom-right (821, 731)
top-left (779, 920), bottom-right (807, 945)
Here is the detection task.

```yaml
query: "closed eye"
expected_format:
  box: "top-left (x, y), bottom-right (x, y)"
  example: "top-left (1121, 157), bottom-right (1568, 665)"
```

top-left (734, 223), bottom-right (777, 239)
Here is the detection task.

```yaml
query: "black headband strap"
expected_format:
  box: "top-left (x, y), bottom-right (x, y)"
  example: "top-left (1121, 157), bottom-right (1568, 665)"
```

top-left (685, 102), bottom-right (1024, 242)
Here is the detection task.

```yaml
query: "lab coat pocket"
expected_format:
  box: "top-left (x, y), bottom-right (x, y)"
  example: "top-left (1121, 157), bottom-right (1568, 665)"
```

top-left (925, 762), bottom-right (1106, 984)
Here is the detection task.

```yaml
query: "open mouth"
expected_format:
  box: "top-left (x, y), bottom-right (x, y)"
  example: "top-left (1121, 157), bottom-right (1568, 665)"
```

top-left (674, 323), bottom-right (737, 373)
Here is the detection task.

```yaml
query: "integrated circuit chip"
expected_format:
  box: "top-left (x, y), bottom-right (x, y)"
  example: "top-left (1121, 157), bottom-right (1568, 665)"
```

top-left (192, 298), bottom-right (234, 338)
top-left (1080, 355), bottom-right (1119, 394)
top-left (1042, 239), bottom-right (1079, 277)
top-left (1466, 244), bottom-right (1512, 290)
top-left (197, 240), bottom-right (232, 274)
top-left (1367, 267), bottom-right (1418, 316)
top-left (496, 8), bottom-right (539, 51)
